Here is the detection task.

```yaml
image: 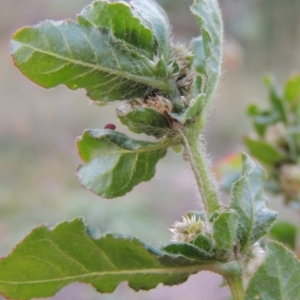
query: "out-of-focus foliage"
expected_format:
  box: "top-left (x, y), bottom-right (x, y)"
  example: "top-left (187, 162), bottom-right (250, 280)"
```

top-left (246, 74), bottom-right (300, 207)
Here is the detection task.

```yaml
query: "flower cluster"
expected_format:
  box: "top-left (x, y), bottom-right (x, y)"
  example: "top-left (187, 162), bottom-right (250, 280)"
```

top-left (169, 215), bottom-right (205, 243)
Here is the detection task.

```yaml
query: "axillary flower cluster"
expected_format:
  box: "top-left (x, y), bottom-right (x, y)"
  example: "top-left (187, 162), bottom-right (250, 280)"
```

top-left (170, 215), bottom-right (210, 243)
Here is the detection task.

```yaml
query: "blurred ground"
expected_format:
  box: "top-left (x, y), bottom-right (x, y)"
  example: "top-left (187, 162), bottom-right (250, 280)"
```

top-left (0, 0), bottom-right (300, 299)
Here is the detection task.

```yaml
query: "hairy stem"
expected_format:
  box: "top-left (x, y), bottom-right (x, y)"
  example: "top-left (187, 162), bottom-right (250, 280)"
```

top-left (226, 272), bottom-right (245, 300)
top-left (210, 261), bottom-right (245, 300)
top-left (180, 118), bottom-right (221, 218)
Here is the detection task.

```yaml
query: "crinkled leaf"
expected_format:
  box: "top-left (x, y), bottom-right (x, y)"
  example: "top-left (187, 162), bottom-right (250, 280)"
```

top-left (77, 129), bottom-right (168, 198)
top-left (230, 154), bottom-right (277, 253)
top-left (117, 107), bottom-right (171, 138)
top-left (0, 218), bottom-right (209, 300)
top-left (77, 1), bottom-right (154, 57)
top-left (244, 137), bottom-right (285, 164)
top-left (245, 241), bottom-right (300, 300)
top-left (269, 221), bottom-right (297, 250)
top-left (163, 243), bottom-right (214, 261)
top-left (130, 0), bottom-right (171, 61)
top-left (11, 1), bottom-right (174, 103)
top-left (213, 210), bottom-right (238, 259)
top-left (191, 0), bottom-right (223, 105)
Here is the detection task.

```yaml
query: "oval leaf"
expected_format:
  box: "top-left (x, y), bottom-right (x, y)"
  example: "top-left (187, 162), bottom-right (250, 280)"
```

top-left (0, 218), bottom-right (210, 300)
top-left (77, 129), bottom-right (168, 198)
top-left (11, 1), bottom-right (174, 103)
top-left (245, 241), bottom-right (300, 300)
top-left (230, 154), bottom-right (277, 253)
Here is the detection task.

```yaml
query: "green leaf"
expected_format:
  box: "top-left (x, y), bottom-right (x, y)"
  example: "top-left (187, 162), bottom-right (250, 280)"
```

top-left (213, 210), bottom-right (238, 259)
top-left (163, 243), bottom-right (214, 261)
top-left (174, 0), bottom-right (223, 123)
top-left (77, 129), bottom-right (168, 198)
top-left (244, 137), bottom-right (285, 164)
top-left (191, 0), bottom-right (223, 106)
top-left (245, 241), bottom-right (300, 300)
top-left (77, 1), bottom-right (154, 57)
top-left (247, 104), bottom-right (280, 137)
top-left (192, 36), bottom-right (206, 76)
top-left (117, 107), bottom-right (171, 138)
top-left (264, 76), bottom-right (287, 124)
top-left (0, 218), bottom-right (208, 300)
top-left (130, 0), bottom-right (171, 61)
top-left (230, 154), bottom-right (277, 253)
top-left (11, 1), bottom-right (174, 103)
top-left (269, 221), bottom-right (297, 250)
top-left (193, 234), bottom-right (214, 253)
top-left (285, 74), bottom-right (300, 104)
top-left (171, 93), bottom-right (206, 123)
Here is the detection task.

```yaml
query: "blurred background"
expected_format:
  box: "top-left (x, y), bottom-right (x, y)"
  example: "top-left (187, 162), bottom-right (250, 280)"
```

top-left (0, 0), bottom-right (300, 299)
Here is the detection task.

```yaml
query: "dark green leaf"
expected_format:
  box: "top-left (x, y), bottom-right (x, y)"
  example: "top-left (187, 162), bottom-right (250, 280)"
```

top-left (230, 154), bottom-right (277, 253)
top-left (213, 210), bottom-right (238, 259)
top-left (244, 137), bottom-right (285, 164)
top-left (131, 0), bottom-right (171, 61)
top-left (269, 221), bottom-right (297, 250)
top-left (11, 1), bottom-right (174, 103)
top-left (191, 0), bottom-right (223, 106)
top-left (0, 218), bottom-right (208, 300)
top-left (117, 107), bottom-right (171, 138)
top-left (245, 241), bottom-right (300, 300)
top-left (163, 243), bottom-right (214, 261)
top-left (77, 129), bottom-right (168, 198)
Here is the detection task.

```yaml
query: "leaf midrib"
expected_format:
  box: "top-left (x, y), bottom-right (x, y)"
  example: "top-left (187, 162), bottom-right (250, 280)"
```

top-left (0, 264), bottom-right (209, 285)
top-left (13, 40), bottom-right (174, 94)
top-left (83, 138), bottom-right (176, 159)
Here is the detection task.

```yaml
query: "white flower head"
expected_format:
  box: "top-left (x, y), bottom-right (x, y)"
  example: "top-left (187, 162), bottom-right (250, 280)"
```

top-left (169, 215), bottom-right (204, 243)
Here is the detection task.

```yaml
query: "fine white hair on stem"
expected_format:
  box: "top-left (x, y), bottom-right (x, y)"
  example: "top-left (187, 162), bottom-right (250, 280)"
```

top-left (198, 134), bottom-right (220, 199)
